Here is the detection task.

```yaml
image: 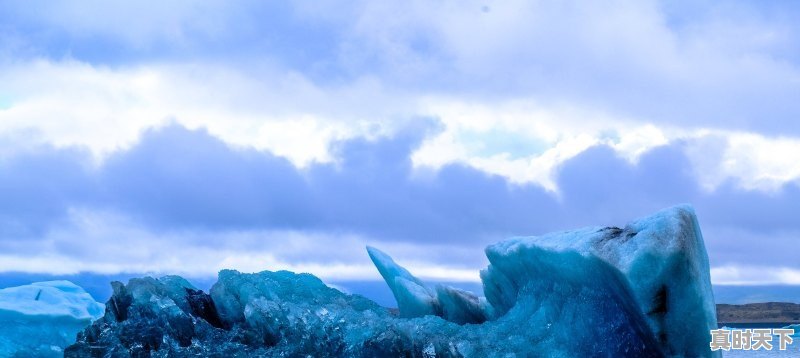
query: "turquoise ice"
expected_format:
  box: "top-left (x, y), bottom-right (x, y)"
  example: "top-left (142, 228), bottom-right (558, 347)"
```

top-left (0, 280), bottom-right (104, 357)
top-left (486, 204), bottom-right (719, 357)
top-left (370, 205), bottom-right (718, 357)
top-left (66, 205), bottom-right (718, 357)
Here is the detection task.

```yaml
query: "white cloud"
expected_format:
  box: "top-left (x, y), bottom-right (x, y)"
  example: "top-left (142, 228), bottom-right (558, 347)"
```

top-left (717, 133), bottom-right (800, 191)
top-left (3, 59), bottom-right (800, 193)
top-left (711, 265), bottom-right (800, 285)
top-left (412, 98), bottom-right (672, 191)
top-left (0, 60), bottom-right (399, 166)
top-left (1, 1), bottom-right (800, 193)
top-left (683, 130), bottom-right (800, 192)
top-left (411, 97), bottom-right (800, 193)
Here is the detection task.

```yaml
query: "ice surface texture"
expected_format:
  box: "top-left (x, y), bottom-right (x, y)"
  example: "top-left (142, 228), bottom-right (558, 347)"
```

top-left (495, 204), bottom-right (719, 357)
top-left (67, 205), bottom-right (716, 357)
top-left (0, 280), bottom-right (104, 357)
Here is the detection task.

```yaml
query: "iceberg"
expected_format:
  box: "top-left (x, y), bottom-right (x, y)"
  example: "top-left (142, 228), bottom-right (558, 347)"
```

top-left (67, 205), bottom-right (717, 357)
top-left (367, 246), bottom-right (490, 324)
top-left (493, 205), bottom-right (718, 357)
top-left (369, 205), bottom-right (717, 357)
top-left (367, 246), bottom-right (440, 318)
top-left (0, 280), bottom-right (104, 357)
top-left (67, 257), bottom-right (662, 357)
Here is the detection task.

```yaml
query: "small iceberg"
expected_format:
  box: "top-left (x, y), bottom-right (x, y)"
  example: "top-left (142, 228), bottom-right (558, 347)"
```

top-left (0, 280), bottom-right (104, 357)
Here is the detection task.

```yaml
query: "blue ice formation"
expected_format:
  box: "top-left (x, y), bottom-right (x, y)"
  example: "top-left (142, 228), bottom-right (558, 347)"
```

top-left (367, 246), bottom-right (491, 324)
top-left (0, 280), bottom-right (104, 357)
top-left (367, 246), bottom-right (440, 318)
top-left (67, 205), bottom-right (717, 357)
top-left (488, 204), bottom-right (718, 357)
top-left (371, 205), bottom-right (717, 357)
top-left (67, 255), bottom-right (661, 357)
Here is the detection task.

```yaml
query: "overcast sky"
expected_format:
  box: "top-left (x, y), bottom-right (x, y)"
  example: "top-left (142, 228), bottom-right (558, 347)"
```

top-left (1, 0), bottom-right (799, 286)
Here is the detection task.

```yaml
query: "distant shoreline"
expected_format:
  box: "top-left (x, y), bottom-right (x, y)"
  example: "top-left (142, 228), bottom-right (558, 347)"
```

top-left (717, 302), bottom-right (800, 324)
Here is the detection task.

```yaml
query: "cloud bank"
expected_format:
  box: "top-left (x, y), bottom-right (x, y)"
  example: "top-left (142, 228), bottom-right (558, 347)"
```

top-left (0, 124), bottom-right (799, 285)
top-left (1, 0), bottom-right (800, 284)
